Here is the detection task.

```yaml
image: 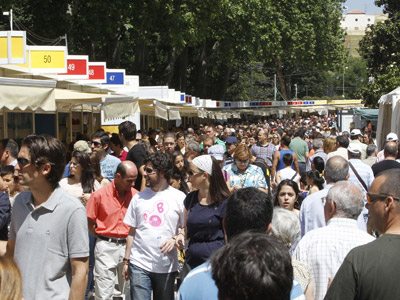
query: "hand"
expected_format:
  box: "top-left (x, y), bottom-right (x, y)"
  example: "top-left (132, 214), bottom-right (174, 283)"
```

top-left (175, 234), bottom-right (185, 250)
top-left (160, 238), bottom-right (176, 254)
top-left (122, 263), bottom-right (130, 281)
top-left (232, 185), bottom-right (241, 192)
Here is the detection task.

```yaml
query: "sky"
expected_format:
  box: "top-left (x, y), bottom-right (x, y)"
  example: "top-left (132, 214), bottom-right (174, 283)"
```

top-left (344, 0), bottom-right (383, 15)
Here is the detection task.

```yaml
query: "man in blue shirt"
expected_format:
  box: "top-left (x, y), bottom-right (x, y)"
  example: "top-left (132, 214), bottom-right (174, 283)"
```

top-left (177, 187), bottom-right (305, 300)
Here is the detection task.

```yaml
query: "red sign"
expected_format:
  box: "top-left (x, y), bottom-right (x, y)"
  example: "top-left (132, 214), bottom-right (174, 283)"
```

top-left (58, 59), bottom-right (87, 76)
top-left (88, 65), bottom-right (105, 80)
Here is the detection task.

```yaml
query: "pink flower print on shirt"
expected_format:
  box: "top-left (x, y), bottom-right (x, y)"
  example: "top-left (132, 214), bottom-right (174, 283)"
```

top-left (143, 201), bottom-right (169, 227)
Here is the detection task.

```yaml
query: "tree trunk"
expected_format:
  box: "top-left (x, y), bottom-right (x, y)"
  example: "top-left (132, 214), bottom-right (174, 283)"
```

top-left (275, 58), bottom-right (287, 100)
top-left (220, 65), bottom-right (232, 100)
top-left (165, 47), bottom-right (178, 86)
top-left (179, 47), bottom-right (189, 92)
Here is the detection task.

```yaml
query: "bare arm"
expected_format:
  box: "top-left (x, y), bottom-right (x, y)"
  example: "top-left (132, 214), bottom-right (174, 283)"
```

top-left (293, 152), bottom-right (300, 174)
top-left (122, 227), bottom-right (136, 281)
top-left (87, 218), bottom-right (97, 238)
top-left (175, 208), bottom-right (188, 249)
top-left (270, 151), bottom-right (280, 188)
top-left (139, 165), bottom-right (146, 191)
top-left (69, 257), bottom-right (89, 300)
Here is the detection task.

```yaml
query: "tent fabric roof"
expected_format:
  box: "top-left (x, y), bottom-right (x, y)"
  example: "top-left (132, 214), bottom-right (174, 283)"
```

top-left (354, 109), bottom-right (379, 120)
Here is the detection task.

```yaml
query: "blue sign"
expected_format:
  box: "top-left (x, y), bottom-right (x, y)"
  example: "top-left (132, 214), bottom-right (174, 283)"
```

top-left (105, 72), bottom-right (124, 85)
top-left (180, 94), bottom-right (185, 101)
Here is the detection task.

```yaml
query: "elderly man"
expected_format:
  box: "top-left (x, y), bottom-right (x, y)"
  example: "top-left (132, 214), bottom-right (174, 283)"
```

top-left (300, 156), bottom-right (349, 237)
top-left (325, 169), bottom-right (400, 299)
top-left (87, 161), bottom-right (139, 300)
top-left (362, 144), bottom-right (377, 167)
top-left (348, 129), bottom-right (367, 160)
top-left (306, 138), bottom-right (327, 172)
top-left (294, 182), bottom-right (374, 300)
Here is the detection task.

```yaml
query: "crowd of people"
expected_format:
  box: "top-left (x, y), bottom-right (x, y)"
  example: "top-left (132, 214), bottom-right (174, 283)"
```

top-left (0, 114), bottom-right (400, 300)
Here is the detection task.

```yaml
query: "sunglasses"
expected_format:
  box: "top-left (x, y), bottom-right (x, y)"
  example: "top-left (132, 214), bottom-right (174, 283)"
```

top-left (91, 141), bottom-right (101, 147)
top-left (70, 161), bottom-right (80, 167)
top-left (144, 167), bottom-right (157, 174)
top-left (367, 192), bottom-right (400, 204)
top-left (188, 170), bottom-right (203, 176)
top-left (17, 157), bottom-right (31, 167)
top-left (235, 159), bottom-right (249, 164)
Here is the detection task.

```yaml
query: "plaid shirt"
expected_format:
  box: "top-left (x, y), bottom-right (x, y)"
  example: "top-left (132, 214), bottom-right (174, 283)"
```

top-left (251, 142), bottom-right (276, 168)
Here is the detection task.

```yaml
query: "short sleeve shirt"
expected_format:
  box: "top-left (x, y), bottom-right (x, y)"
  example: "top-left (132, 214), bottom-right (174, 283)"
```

top-left (9, 186), bottom-right (89, 300)
top-left (126, 144), bottom-right (147, 190)
top-left (123, 186), bottom-right (185, 273)
top-left (223, 163), bottom-right (267, 189)
top-left (100, 154), bottom-right (121, 181)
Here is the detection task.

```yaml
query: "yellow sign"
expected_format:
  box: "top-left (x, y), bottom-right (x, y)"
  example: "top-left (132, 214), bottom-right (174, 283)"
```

top-left (0, 31), bottom-right (26, 64)
top-left (31, 50), bottom-right (65, 69)
top-left (11, 36), bottom-right (24, 58)
top-left (0, 37), bottom-right (7, 59)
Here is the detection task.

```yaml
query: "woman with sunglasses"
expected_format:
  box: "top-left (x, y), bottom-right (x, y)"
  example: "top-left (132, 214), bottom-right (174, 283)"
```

top-left (223, 144), bottom-right (268, 193)
top-left (175, 155), bottom-right (231, 272)
top-left (59, 150), bottom-right (100, 300)
top-left (272, 133), bottom-right (281, 151)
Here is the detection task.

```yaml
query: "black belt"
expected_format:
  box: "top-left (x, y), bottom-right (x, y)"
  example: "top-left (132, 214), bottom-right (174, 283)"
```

top-left (97, 234), bottom-right (127, 244)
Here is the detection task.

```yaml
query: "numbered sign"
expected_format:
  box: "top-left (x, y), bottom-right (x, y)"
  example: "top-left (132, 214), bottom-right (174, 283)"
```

top-left (58, 55), bottom-right (89, 79)
top-left (87, 62), bottom-right (106, 83)
top-left (17, 45), bottom-right (67, 73)
top-left (104, 69), bottom-right (125, 85)
top-left (0, 31), bottom-right (26, 64)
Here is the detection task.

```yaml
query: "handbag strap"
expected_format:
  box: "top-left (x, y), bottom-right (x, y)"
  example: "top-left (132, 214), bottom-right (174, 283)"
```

top-left (290, 172), bottom-right (298, 181)
top-left (349, 162), bottom-right (368, 192)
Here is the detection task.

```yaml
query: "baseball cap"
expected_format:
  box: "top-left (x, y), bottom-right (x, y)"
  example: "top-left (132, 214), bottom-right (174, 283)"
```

top-left (350, 129), bottom-right (362, 136)
top-left (386, 133), bottom-right (398, 141)
top-left (226, 136), bottom-right (238, 144)
top-left (74, 140), bottom-right (91, 153)
top-left (208, 145), bottom-right (225, 161)
top-left (347, 143), bottom-right (362, 154)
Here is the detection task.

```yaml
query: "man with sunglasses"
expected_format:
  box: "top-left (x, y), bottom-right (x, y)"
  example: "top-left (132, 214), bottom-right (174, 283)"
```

top-left (325, 168), bottom-right (400, 300)
top-left (122, 152), bottom-right (185, 300)
top-left (6, 135), bottom-right (89, 300)
top-left (91, 131), bottom-right (121, 182)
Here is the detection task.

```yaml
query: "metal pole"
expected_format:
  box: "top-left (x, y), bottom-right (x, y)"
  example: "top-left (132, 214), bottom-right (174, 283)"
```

top-left (274, 74), bottom-right (277, 101)
top-left (10, 9), bottom-right (12, 31)
top-left (294, 84), bottom-right (298, 101)
top-left (250, 67), bottom-right (253, 101)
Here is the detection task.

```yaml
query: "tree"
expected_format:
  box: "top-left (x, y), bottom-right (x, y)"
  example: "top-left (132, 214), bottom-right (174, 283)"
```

top-left (359, 0), bottom-right (400, 107)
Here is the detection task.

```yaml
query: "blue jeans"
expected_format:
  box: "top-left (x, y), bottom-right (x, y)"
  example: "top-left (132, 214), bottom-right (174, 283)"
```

top-left (129, 263), bottom-right (176, 300)
top-left (85, 232), bottom-right (96, 300)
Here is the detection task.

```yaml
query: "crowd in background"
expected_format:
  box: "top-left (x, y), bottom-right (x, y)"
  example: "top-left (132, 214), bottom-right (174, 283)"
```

top-left (0, 113), bottom-right (400, 300)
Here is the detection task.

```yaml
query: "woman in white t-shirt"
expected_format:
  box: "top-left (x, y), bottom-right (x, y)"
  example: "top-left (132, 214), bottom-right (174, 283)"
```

top-left (59, 150), bottom-right (101, 206)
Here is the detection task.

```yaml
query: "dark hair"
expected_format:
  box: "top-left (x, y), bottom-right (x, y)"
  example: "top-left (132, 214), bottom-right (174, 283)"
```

top-left (312, 156), bottom-right (325, 173)
top-left (71, 150), bottom-right (96, 193)
top-left (90, 153), bottom-right (104, 182)
top-left (306, 170), bottom-right (324, 190)
top-left (163, 131), bottom-right (176, 141)
top-left (225, 187), bottom-right (273, 240)
top-left (144, 152), bottom-right (172, 174)
top-left (275, 179), bottom-right (300, 207)
top-left (1, 139), bottom-right (18, 158)
top-left (110, 133), bottom-right (123, 148)
top-left (0, 165), bottom-right (14, 177)
top-left (282, 153), bottom-right (293, 167)
top-left (212, 232), bottom-right (293, 300)
top-left (118, 121), bottom-right (137, 141)
top-left (22, 135), bottom-right (65, 189)
top-left (294, 129), bottom-right (305, 138)
top-left (336, 135), bottom-right (349, 148)
top-left (281, 135), bottom-right (291, 147)
top-left (207, 156), bottom-right (231, 203)
top-left (91, 131), bottom-right (110, 147)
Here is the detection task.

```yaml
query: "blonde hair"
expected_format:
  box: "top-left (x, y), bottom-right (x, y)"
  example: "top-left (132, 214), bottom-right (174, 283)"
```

top-left (323, 137), bottom-right (337, 154)
top-left (233, 144), bottom-right (251, 161)
top-left (0, 257), bottom-right (23, 300)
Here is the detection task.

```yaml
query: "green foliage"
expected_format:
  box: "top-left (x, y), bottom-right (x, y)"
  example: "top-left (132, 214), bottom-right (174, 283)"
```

top-left (359, 0), bottom-right (400, 106)
top-left (2, 0), bottom-right (347, 102)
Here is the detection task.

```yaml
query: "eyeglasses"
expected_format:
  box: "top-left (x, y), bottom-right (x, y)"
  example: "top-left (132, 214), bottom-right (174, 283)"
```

top-left (70, 161), bottom-right (80, 167)
top-left (144, 167), bottom-right (157, 174)
top-left (188, 170), bottom-right (203, 176)
top-left (367, 192), bottom-right (400, 204)
top-left (91, 141), bottom-right (101, 147)
top-left (235, 159), bottom-right (249, 164)
top-left (17, 157), bottom-right (31, 167)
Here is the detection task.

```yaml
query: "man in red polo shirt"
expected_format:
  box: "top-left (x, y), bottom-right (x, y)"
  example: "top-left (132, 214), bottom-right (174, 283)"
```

top-left (87, 160), bottom-right (138, 300)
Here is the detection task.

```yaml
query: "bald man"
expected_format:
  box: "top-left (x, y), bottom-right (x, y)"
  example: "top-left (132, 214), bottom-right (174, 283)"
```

top-left (87, 161), bottom-right (139, 300)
